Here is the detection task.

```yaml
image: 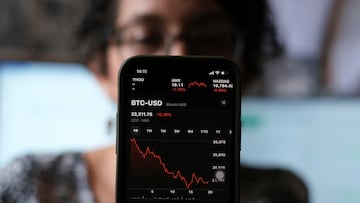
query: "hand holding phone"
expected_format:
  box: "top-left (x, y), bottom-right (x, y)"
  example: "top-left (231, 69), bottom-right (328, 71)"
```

top-left (116, 56), bottom-right (241, 203)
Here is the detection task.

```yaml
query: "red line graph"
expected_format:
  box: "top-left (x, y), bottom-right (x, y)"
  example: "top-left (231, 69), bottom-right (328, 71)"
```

top-left (188, 81), bottom-right (207, 88)
top-left (130, 138), bottom-right (209, 189)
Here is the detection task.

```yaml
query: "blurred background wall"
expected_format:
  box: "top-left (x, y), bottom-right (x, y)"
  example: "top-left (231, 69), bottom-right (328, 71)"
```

top-left (1, 0), bottom-right (360, 203)
top-left (0, 0), bottom-right (114, 166)
top-left (0, 0), bottom-right (87, 62)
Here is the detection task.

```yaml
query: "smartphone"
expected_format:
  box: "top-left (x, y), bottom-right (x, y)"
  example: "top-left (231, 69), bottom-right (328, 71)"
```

top-left (116, 56), bottom-right (241, 203)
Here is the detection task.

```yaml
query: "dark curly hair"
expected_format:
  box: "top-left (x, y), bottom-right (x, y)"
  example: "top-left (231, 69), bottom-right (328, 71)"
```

top-left (77, 0), bottom-right (282, 89)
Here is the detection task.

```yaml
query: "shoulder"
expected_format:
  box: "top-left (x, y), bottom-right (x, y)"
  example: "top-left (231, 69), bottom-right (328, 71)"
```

top-left (0, 152), bottom-right (86, 182)
top-left (0, 152), bottom-right (94, 203)
top-left (240, 164), bottom-right (309, 203)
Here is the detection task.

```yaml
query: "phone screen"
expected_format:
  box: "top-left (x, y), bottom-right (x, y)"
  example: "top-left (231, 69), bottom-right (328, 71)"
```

top-left (117, 56), bottom-right (240, 203)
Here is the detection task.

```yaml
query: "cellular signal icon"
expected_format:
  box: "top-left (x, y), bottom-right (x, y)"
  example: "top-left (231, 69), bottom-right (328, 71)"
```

top-left (209, 71), bottom-right (221, 76)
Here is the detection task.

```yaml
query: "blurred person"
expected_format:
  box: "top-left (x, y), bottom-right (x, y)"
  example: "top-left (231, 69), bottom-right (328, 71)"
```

top-left (0, 0), bottom-right (308, 203)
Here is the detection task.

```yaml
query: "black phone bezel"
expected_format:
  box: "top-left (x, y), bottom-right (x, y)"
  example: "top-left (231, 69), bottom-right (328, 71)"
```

top-left (116, 55), bottom-right (241, 203)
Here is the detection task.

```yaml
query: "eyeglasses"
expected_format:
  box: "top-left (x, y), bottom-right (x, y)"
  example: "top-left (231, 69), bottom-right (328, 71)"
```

top-left (111, 20), bottom-right (239, 56)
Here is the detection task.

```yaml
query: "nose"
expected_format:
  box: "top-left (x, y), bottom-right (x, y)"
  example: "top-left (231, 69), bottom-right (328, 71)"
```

top-left (164, 38), bottom-right (189, 56)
